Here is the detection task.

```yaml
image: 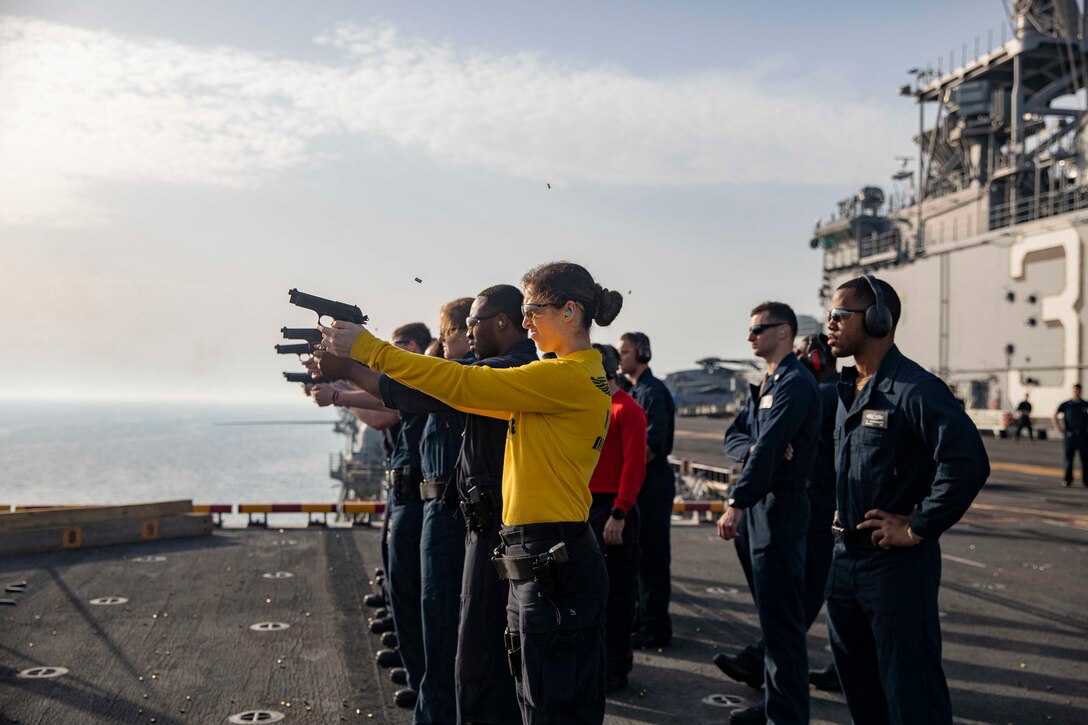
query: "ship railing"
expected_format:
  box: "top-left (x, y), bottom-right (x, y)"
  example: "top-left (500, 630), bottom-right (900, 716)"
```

top-left (988, 183), bottom-right (1088, 230)
top-left (668, 456), bottom-right (735, 522)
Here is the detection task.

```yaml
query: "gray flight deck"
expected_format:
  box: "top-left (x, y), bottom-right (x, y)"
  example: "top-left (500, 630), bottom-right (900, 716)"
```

top-left (1, 417), bottom-right (1086, 724)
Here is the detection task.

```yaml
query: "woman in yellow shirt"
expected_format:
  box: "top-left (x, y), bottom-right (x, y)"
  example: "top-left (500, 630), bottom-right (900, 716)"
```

top-left (322, 261), bottom-right (623, 724)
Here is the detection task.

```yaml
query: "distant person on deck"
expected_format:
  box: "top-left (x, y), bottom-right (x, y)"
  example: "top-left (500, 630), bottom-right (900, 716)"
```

top-left (1015, 394), bottom-right (1034, 442)
top-left (618, 331), bottom-right (677, 650)
top-left (1054, 383), bottom-right (1088, 487)
top-left (587, 343), bottom-right (647, 694)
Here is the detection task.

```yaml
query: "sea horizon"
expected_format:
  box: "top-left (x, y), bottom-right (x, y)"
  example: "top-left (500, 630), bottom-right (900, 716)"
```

top-left (0, 399), bottom-right (347, 510)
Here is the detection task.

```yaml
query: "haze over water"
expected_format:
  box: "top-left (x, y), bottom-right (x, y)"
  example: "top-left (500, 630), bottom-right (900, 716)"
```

top-left (0, 401), bottom-right (344, 508)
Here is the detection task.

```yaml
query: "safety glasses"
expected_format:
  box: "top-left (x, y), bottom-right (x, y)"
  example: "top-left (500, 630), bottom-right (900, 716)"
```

top-left (465, 314), bottom-right (498, 328)
top-left (748, 322), bottom-right (787, 336)
top-left (826, 308), bottom-right (867, 324)
top-left (521, 302), bottom-right (560, 320)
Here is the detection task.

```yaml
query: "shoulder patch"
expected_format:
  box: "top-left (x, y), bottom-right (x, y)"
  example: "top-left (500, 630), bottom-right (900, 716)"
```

top-left (591, 376), bottom-right (610, 395)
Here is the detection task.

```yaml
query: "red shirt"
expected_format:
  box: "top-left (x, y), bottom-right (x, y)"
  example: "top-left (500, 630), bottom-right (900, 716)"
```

top-left (589, 388), bottom-right (648, 512)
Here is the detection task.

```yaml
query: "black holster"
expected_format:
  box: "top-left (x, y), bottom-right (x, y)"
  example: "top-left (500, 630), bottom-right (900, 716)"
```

top-left (492, 541), bottom-right (574, 601)
top-left (504, 627), bottom-right (523, 681)
top-left (419, 478), bottom-right (449, 502)
top-left (389, 467), bottom-right (423, 501)
top-left (460, 484), bottom-right (501, 533)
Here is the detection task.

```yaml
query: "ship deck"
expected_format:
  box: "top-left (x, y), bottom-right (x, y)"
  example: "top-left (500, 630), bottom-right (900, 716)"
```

top-left (2, 419), bottom-right (1087, 724)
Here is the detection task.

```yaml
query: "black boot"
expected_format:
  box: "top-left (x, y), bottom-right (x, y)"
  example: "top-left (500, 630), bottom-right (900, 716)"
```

top-left (809, 663), bottom-right (842, 692)
top-left (713, 649), bottom-right (764, 689)
top-left (394, 688), bottom-right (418, 708)
top-left (376, 648), bottom-right (402, 668)
top-left (729, 704), bottom-right (767, 725)
top-left (369, 616), bottom-right (395, 634)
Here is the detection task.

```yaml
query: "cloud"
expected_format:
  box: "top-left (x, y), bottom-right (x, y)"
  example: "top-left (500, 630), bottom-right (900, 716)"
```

top-left (0, 16), bottom-right (912, 227)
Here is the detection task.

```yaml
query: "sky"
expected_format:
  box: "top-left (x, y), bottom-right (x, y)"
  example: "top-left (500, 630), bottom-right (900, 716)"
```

top-left (0, 0), bottom-right (1009, 401)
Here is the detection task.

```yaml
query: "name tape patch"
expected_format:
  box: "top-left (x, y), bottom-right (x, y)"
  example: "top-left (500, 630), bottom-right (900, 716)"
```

top-left (862, 410), bottom-right (889, 429)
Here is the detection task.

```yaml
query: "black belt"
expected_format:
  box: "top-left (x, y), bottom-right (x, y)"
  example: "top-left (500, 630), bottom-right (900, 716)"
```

top-left (832, 522), bottom-right (878, 550)
top-left (493, 524), bottom-right (596, 582)
top-left (499, 520), bottom-right (588, 547)
top-left (420, 478), bottom-right (450, 501)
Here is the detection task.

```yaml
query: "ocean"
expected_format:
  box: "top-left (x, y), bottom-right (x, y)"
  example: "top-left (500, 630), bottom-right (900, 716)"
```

top-left (0, 400), bottom-right (348, 517)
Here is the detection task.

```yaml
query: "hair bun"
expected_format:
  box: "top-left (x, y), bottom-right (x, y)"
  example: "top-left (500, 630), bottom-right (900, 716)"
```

top-left (593, 286), bottom-right (624, 326)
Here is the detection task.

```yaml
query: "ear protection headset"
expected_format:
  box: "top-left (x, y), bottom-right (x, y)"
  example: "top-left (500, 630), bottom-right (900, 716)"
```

top-left (631, 332), bottom-right (652, 364)
top-left (863, 274), bottom-right (893, 338)
top-left (799, 334), bottom-right (833, 375)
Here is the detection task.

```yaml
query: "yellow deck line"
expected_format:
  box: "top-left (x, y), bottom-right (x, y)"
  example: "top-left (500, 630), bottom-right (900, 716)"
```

top-left (968, 501), bottom-right (1088, 526)
top-left (990, 460), bottom-right (1078, 478)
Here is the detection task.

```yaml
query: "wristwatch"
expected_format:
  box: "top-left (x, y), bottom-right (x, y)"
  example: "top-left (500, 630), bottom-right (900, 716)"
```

top-left (610, 507), bottom-right (626, 520)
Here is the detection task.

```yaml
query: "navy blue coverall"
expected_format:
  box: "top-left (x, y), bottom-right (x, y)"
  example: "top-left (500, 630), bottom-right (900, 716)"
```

top-left (731, 376), bottom-right (839, 674)
top-left (724, 352), bottom-right (820, 724)
top-left (382, 338), bottom-right (537, 724)
top-left (1057, 398), bottom-right (1088, 485)
top-left (386, 411), bottom-right (428, 700)
top-left (387, 363), bottom-right (468, 725)
top-left (631, 367), bottom-right (676, 644)
top-left (827, 346), bottom-right (989, 725)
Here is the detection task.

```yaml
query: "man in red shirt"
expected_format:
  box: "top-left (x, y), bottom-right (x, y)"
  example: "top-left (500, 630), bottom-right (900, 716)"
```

top-left (588, 343), bottom-right (648, 694)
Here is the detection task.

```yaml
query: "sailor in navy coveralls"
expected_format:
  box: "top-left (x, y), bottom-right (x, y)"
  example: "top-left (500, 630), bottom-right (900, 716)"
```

top-left (719, 301), bottom-right (820, 725)
top-left (825, 276), bottom-right (989, 725)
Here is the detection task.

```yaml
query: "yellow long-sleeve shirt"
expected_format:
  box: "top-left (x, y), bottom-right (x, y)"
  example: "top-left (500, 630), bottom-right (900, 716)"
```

top-left (350, 329), bottom-right (611, 525)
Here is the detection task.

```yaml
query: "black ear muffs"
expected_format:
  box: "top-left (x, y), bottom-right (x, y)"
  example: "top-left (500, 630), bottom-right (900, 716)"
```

top-left (798, 334), bottom-right (832, 375)
top-left (633, 332), bottom-right (652, 364)
top-left (863, 275), bottom-right (893, 338)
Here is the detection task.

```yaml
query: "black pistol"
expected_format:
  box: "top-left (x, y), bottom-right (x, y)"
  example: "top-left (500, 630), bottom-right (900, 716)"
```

top-left (275, 343), bottom-right (316, 356)
top-left (284, 372), bottom-right (330, 385)
top-left (280, 327), bottom-right (323, 344)
top-left (288, 289), bottom-right (367, 324)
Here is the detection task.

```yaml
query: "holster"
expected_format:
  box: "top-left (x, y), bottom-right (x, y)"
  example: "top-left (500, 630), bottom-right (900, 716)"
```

top-left (460, 484), bottom-right (501, 533)
top-left (419, 478), bottom-right (449, 502)
top-left (503, 627), bottom-right (523, 681)
top-left (492, 541), bottom-right (576, 601)
top-left (389, 467), bottom-right (423, 501)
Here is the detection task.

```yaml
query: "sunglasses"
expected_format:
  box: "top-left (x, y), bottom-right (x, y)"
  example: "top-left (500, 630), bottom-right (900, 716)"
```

top-left (521, 302), bottom-right (561, 320)
top-left (748, 321), bottom-right (787, 336)
top-left (466, 314), bottom-right (499, 328)
top-left (826, 308), bottom-right (867, 324)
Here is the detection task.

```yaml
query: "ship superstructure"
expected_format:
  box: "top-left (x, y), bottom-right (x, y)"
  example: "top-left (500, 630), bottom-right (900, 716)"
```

top-left (812, 0), bottom-right (1088, 417)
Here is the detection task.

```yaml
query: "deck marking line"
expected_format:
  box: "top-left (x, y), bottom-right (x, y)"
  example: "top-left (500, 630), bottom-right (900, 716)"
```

top-left (988, 461), bottom-right (1079, 478)
top-left (941, 554), bottom-right (988, 569)
top-left (969, 501), bottom-right (1088, 525)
